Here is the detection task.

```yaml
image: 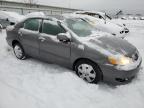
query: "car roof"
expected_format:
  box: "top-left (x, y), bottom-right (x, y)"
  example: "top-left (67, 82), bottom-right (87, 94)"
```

top-left (15, 16), bottom-right (61, 28)
top-left (23, 16), bottom-right (59, 22)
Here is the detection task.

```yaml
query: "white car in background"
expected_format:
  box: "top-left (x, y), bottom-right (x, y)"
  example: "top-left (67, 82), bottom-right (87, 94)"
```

top-left (0, 11), bottom-right (25, 26)
top-left (71, 11), bottom-right (129, 38)
top-left (73, 11), bottom-right (129, 29)
top-left (0, 11), bottom-right (46, 28)
top-left (140, 16), bottom-right (144, 20)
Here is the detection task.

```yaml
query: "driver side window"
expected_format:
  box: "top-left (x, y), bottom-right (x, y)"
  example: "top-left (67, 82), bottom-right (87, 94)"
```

top-left (42, 20), bottom-right (66, 36)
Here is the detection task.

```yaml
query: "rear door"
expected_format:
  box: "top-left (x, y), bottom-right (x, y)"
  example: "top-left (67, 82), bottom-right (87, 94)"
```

top-left (18, 18), bottom-right (42, 57)
top-left (39, 19), bottom-right (71, 66)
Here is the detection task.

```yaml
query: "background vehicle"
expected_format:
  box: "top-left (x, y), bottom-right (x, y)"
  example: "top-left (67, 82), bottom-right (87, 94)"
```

top-left (73, 11), bottom-right (129, 38)
top-left (6, 16), bottom-right (142, 85)
top-left (74, 11), bottom-right (129, 28)
top-left (64, 14), bottom-right (128, 38)
top-left (140, 17), bottom-right (144, 20)
top-left (0, 11), bottom-right (25, 27)
top-left (0, 11), bottom-right (46, 28)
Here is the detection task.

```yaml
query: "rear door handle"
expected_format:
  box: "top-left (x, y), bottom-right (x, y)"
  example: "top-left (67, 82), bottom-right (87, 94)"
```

top-left (39, 37), bottom-right (46, 42)
top-left (18, 31), bottom-right (22, 36)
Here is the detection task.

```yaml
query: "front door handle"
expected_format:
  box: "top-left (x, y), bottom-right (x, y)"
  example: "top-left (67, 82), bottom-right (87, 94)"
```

top-left (39, 37), bottom-right (46, 42)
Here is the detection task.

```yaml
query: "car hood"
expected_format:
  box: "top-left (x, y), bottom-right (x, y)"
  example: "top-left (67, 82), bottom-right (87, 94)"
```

top-left (94, 20), bottom-right (124, 34)
top-left (108, 20), bottom-right (125, 27)
top-left (103, 21), bottom-right (124, 33)
top-left (82, 35), bottom-right (136, 56)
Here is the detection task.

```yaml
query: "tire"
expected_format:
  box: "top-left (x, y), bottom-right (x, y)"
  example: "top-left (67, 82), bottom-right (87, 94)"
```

top-left (75, 59), bottom-right (102, 83)
top-left (13, 43), bottom-right (26, 60)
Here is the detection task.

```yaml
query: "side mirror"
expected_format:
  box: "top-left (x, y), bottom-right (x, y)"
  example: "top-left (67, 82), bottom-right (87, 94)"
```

top-left (57, 32), bottom-right (71, 42)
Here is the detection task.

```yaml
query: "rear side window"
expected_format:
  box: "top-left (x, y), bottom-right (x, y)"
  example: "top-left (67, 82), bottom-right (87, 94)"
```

top-left (42, 20), bottom-right (66, 36)
top-left (24, 19), bottom-right (41, 31)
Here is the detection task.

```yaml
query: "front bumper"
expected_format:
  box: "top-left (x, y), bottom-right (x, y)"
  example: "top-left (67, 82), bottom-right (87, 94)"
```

top-left (100, 57), bottom-right (142, 85)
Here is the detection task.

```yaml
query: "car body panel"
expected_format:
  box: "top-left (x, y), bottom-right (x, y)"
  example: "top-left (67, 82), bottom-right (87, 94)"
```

top-left (6, 16), bottom-right (142, 85)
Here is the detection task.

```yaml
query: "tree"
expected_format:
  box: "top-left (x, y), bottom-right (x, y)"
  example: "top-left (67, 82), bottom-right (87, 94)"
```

top-left (23, 0), bottom-right (38, 7)
top-left (115, 10), bottom-right (123, 18)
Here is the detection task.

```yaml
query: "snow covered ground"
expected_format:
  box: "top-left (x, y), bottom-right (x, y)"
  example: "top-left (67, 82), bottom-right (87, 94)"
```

top-left (0, 20), bottom-right (144, 108)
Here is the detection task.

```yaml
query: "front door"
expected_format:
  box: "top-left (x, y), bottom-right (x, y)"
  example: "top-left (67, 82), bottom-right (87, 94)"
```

top-left (39, 19), bottom-right (71, 66)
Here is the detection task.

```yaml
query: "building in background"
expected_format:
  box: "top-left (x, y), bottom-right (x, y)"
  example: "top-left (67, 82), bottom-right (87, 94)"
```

top-left (0, 0), bottom-right (79, 15)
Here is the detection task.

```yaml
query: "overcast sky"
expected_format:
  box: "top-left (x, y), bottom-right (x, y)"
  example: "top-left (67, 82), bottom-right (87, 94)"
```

top-left (11, 0), bottom-right (144, 14)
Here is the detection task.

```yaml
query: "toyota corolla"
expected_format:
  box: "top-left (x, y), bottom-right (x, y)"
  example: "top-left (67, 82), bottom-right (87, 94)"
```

top-left (6, 16), bottom-right (142, 85)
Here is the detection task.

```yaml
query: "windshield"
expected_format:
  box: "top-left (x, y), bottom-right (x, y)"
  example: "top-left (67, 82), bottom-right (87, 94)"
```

top-left (64, 18), bottom-right (98, 37)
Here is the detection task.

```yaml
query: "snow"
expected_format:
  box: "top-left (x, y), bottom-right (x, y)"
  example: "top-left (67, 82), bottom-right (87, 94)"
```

top-left (25, 12), bottom-right (46, 18)
top-left (0, 11), bottom-right (25, 23)
top-left (0, 20), bottom-right (144, 108)
top-left (0, 11), bottom-right (46, 25)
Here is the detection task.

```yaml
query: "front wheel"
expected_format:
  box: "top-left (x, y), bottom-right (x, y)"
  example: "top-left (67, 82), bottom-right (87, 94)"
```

top-left (13, 43), bottom-right (26, 60)
top-left (75, 60), bottom-right (102, 83)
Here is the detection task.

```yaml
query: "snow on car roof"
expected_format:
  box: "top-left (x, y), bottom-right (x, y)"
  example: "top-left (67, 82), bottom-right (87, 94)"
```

top-left (21, 15), bottom-right (59, 23)
top-left (22, 12), bottom-right (59, 22)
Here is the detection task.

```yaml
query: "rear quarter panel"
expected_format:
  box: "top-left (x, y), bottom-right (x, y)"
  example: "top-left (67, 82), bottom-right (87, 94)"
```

top-left (6, 26), bottom-right (20, 47)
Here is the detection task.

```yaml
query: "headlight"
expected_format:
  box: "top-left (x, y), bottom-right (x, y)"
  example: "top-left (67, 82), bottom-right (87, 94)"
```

top-left (108, 56), bottom-right (132, 65)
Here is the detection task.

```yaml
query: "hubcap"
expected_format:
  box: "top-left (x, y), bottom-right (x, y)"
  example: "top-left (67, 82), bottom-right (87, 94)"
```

top-left (77, 64), bottom-right (96, 83)
top-left (14, 45), bottom-right (23, 58)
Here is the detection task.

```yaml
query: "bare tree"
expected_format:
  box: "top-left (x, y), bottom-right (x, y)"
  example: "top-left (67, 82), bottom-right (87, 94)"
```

top-left (115, 10), bottom-right (123, 18)
top-left (23, 0), bottom-right (38, 8)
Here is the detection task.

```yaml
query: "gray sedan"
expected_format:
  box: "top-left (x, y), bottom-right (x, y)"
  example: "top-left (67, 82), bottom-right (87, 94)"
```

top-left (6, 17), bottom-right (142, 85)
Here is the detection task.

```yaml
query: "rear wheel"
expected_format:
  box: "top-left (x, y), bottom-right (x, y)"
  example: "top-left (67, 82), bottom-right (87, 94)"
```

top-left (75, 59), bottom-right (102, 83)
top-left (13, 43), bottom-right (26, 60)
